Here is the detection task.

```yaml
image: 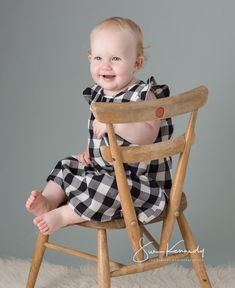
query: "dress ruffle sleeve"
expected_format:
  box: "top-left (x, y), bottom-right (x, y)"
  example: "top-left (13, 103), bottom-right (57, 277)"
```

top-left (83, 84), bottom-right (103, 105)
top-left (147, 76), bottom-right (170, 99)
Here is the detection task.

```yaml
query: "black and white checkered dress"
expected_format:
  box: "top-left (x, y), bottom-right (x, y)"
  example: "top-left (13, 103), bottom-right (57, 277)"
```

top-left (47, 76), bottom-right (173, 223)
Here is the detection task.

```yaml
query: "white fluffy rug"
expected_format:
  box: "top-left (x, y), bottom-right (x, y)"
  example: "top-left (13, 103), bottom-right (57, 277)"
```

top-left (0, 258), bottom-right (235, 288)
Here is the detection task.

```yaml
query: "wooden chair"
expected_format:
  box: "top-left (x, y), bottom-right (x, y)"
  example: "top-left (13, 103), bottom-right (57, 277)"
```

top-left (26, 86), bottom-right (212, 287)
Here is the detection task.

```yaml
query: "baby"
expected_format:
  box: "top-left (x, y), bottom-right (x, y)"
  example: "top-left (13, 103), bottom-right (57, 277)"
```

top-left (26, 17), bottom-right (173, 235)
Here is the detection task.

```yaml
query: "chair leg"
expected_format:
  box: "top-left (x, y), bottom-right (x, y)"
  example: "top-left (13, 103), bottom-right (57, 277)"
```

top-left (177, 213), bottom-right (212, 288)
top-left (97, 228), bottom-right (110, 288)
top-left (26, 232), bottom-right (49, 288)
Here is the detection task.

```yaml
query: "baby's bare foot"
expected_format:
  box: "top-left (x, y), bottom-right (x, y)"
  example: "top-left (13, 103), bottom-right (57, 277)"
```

top-left (33, 210), bottom-right (61, 235)
top-left (25, 190), bottom-right (51, 216)
top-left (33, 205), bottom-right (85, 235)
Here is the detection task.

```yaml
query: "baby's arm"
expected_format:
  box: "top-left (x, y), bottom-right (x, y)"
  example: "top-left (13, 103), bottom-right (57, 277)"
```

top-left (93, 91), bottom-right (161, 145)
top-left (116, 91), bottom-right (160, 145)
top-left (114, 118), bottom-right (159, 145)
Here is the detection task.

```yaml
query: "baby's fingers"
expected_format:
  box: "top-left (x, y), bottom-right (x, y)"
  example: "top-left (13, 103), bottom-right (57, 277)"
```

top-left (84, 153), bottom-right (92, 165)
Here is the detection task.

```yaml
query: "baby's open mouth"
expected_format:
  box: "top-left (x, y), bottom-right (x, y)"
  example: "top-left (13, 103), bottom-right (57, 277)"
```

top-left (102, 75), bottom-right (115, 79)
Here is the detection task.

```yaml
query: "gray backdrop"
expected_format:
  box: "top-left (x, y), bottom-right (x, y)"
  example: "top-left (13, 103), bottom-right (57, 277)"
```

top-left (1, 0), bottom-right (234, 267)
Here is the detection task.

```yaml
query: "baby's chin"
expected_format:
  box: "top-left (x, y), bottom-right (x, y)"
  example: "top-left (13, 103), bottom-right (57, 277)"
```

top-left (101, 78), bottom-right (137, 96)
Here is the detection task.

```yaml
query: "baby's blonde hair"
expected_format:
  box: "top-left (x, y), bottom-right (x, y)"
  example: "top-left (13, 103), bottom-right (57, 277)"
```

top-left (89, 17), bottom-right (146, 61)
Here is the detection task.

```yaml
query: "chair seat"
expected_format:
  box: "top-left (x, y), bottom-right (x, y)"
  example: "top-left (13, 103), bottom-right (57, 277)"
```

top-left (77, 192), bottom-right (187, 230)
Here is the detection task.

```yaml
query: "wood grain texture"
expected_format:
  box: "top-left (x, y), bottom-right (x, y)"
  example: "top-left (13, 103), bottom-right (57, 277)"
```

top-left (91, 86), bottom-right (208, 123)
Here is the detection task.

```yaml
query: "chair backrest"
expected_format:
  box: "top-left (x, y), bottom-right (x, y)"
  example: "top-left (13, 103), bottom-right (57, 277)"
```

top-left (91, 86), bottom-right (208, 261)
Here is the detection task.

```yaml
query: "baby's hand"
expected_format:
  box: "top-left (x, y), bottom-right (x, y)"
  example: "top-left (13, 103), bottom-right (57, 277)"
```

top-left (77, 151), bottom-right (93, 166)
top-left (93, 119), bottom-right (107, 139)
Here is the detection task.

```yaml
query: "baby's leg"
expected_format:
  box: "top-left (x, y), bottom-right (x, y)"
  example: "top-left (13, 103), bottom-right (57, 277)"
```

top-left (33, 205), bottom-right (85, 235)
top-left (25, 180), bottom-right (67, 216)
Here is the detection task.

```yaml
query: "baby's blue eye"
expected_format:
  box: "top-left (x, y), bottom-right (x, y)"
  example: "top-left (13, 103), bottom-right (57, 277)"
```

top-left (94, 56), bottom-right (102, 61)
top-left (112, 57), bottom-right (121, 61)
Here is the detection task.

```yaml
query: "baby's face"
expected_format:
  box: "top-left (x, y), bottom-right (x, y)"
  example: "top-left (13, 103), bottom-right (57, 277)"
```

top-left (89, 28), bottom-right (140, 95)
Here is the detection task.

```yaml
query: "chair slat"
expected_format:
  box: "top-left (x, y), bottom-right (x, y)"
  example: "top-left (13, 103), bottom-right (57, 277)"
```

top-left (111, 252), bottom-right (189, 277)
top-left (100, 134), bottom-right (186, 164)
top-left (91, 86), bottom-right (208, 124)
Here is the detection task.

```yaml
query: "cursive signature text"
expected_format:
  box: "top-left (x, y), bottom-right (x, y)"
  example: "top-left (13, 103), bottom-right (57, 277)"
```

top-left (133, 238), bottom-right (205, 263)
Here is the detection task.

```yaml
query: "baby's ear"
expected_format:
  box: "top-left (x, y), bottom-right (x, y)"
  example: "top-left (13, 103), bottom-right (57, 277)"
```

top-left (88, 49), bottom-right (92, 61)
top-left (135, 56), bottom-right (144, 70)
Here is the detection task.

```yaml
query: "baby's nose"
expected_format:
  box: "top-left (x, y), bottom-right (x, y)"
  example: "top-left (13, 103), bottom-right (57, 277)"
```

top-left (101, 60), bottom-right (112, 70)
